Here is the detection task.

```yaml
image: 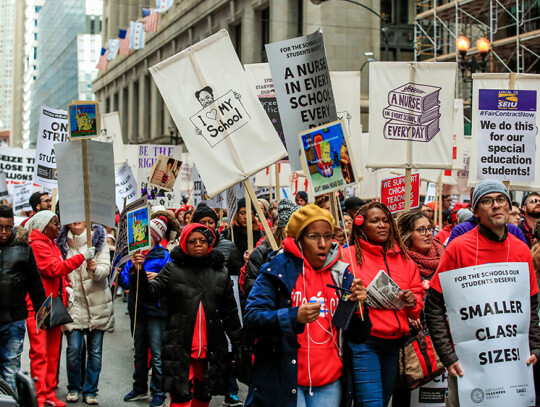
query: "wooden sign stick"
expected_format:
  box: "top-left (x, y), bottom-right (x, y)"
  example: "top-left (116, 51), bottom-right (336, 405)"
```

top-left (404, 168), bottom-right (412, 212)
top-left (245, 188), bottom-right (254, 252)
top-left (275, 163), bottom-right (281, 202)
top-left (82, 139), bottom-right (93, 278)
top-left (244, 179), bottom-right (278, 251)
top-left (51, 188), bottom-right (57, 213)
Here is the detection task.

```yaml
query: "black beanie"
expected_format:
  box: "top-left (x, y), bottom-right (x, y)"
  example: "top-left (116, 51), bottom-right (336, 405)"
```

top-left (192, 202), bottom-right (218, 224)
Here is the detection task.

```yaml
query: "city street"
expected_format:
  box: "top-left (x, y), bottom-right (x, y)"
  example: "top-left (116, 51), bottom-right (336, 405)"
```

top-left (21, 296), bottom-right (248, 407)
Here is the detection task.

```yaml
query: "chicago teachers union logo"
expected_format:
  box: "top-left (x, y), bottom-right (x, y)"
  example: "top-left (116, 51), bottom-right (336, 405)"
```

top-left (471, 388), bottom-right (485, 403)
top-left (497, 91), bottom-right (518, 110)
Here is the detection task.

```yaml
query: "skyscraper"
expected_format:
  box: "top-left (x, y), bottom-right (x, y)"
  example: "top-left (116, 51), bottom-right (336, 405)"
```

top-left (0, 0), bottom-right (15, 135)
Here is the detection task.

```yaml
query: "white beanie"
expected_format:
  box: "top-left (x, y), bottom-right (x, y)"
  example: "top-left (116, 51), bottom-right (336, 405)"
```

top-left (25, 210), bottom-right (57, 232)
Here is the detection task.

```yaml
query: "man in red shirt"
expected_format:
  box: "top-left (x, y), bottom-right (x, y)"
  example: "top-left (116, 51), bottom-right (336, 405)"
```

top-left (425, 179), bottom-right (540, 407)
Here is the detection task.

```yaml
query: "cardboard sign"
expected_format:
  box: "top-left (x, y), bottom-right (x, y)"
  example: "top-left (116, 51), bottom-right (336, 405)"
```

top-left (113, 196), bottom-right (148, 267)
top-left (299, 120), bottom-right (358, 196)
top-left (34, 106), bottom-right (68, 190)
top-left (266, 29), bottom-right (337, 171)
top-left (148, 154), bottom-right (182, 191)
top-left (67, 101), bottom-right (100, 140)
top-left (380, 173), bottom-right (420, 213)
top-left (127, 206), bottom-right (151, 253)
top-left (13, 182), bottom-right (33, 213)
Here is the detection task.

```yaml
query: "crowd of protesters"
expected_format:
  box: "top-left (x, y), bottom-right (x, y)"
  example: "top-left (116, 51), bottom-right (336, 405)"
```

top-left (2, 180), bottom-right (540, 407)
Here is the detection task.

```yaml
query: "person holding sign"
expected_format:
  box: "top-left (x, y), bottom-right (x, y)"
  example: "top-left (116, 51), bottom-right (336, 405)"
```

top-left (0, 205), bottom-right (46, 391)
top-left (244, 205), bottom-right (368, 407)
top-left (24, 211), bottom-right (96, 407)
top-left (342, 202), bottom-right (424, 407)
top-left (425, 180), bottom-right (540, 407)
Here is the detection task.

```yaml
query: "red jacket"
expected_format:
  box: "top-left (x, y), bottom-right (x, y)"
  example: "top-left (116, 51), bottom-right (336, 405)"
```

top-left (342, 240), bottom-right (424, 339)
top-left (26, 229), bottom-right (85, 311)
top-left (434, 225), bottom-right (452, 245)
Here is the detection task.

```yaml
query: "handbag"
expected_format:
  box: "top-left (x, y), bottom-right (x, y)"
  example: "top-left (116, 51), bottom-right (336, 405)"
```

top-left (48, 280), bottom-right (73, 329)
top-left (399, 326), bottom-right (445, 390)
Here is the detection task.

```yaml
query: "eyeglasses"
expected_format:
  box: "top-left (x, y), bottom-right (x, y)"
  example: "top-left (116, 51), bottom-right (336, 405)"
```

top-left (0, 225), bottom-right (13, 232)
top-left (510, 211), bottom-right (521, 217)
top-left (527, 198), bottom-right (540, 205)
top-left (305, 233), bottom-right (333, 242)
top-left (187, 238), bottom-right (207, 245)
top-left (479, 196), bottom-right (509, 208)
top-left (415, 227), bottom-right (435, 236)
top-left (41, 198), bottom-right (52, 204)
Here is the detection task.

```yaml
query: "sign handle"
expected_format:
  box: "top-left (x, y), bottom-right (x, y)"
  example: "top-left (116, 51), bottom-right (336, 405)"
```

top-left (437, 171), bottom-right (443, 228)
top-left (244, 179), bottom-right (278, 251)
top-left (404, 168), bottom-right (412, 212)
top-left (329, 192), bottom-right (339, 226)
top-left (245, 188), bottom-right (254, 252)
top-left (51, 188), bottom-right (57, 213)
top-left (275, 163), bottom-right (281, 202)
top-left (82, 139), bottom-right (93, 278)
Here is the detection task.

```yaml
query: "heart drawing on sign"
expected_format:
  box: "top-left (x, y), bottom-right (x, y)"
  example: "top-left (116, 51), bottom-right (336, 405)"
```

top-left (206, 109), bottom-right (218, 121)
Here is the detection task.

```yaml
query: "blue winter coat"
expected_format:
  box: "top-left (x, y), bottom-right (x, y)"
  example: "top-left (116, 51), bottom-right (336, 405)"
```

top-left (243, 242), bottom-right (370, 407)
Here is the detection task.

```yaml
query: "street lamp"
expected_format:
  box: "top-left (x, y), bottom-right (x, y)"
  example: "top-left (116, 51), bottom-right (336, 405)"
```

top-left (456, 34), bottom-right (490, 76)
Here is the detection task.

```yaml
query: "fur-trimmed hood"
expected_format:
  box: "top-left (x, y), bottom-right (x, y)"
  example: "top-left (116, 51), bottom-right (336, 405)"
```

top-left (56, 224), bottom-right (106, 259)
top-left (14, 226), bottom-right (29, 244)
top-left (170, 245), bottom-right (225, 270)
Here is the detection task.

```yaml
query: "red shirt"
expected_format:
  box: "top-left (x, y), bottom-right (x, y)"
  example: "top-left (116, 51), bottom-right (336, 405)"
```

top-left (430, 227), bottom-right (539, 296)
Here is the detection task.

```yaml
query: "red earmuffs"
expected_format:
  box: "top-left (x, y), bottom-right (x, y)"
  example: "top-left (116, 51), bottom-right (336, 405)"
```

top-left (354, 215), bottom-right (364, 226)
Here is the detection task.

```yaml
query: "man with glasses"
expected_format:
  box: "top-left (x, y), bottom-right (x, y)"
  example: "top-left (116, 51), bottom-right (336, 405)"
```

top-left (425, 180), bottom-right (540, 407)
top-left (0, 204), bottom-right (46, 390)
top-left (509, 201), bottom-right (522, 226)
top-left (20, 192), bottom-right (53, 228)
top-left (519, 192), bottom-right (540, 247)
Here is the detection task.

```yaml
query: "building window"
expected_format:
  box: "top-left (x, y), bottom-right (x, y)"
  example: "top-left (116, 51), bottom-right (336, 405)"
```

top-left (234, 23), bottom-right (242, 60)
top-left (297, 0), bottom-right (303, 36)
top-left (260, 7), bottom-right (270, 62)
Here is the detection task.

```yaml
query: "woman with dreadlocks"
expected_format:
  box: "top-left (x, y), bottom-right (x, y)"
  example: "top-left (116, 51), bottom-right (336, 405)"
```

top-left (342, 202), bottom-right (424, 407)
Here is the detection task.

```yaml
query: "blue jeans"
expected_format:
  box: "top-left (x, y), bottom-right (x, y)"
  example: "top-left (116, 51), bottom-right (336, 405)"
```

top-left (348, 336), bottom-right (401, 407)
top-left (65, 329), bottom-right (104, 397)
top-left (297, 379), bottom-right (341, 407)
top-left (132, 317), bottom-right (165, 398)
top-left (0, 320), bottom-right (26, 391)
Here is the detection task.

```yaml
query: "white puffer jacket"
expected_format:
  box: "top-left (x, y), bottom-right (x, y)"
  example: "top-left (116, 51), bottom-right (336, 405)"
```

top-left (63, 230), bottom-right (115, 332)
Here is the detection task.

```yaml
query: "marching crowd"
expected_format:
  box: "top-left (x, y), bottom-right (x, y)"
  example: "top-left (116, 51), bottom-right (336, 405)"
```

top-left (1, 179), bottom-right (540, 407)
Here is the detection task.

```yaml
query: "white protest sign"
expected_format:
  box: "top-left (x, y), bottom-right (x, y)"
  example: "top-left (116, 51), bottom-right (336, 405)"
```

top-left (410, 373), bottom-right (447, 407)
top-left (424, 182), bottom-right (437, 204)
top-left (254, 163), bottom-right (291, 187)
top-left (34, 106), bottom-right (68, 190)
top-left (453, 99), bottom-right (465, 170)
top-left (98, 112), bottom-right (126, 164)
top-left (150, 30), bottom-right (287, 197)
top-left (331, 71), bottom-right (361, 140)
top-left (0, 171), bottom-right (8, 197)
top-left (439, 262), bottom-right (534, 406)
top-left (1, 148), bottom-right (35, 194)
top-left (366, 62), bottom-right (457, 169)
top-left (192, 166), bottom-right (226, 209)
top-left (55, 141), bottom-right (116, 227)
top-left (266, 29), bottom-right (337, 171)
top-left (13, 182), bottom-right (33, 213)
top-left (115, 161), bottom-right (138, 211)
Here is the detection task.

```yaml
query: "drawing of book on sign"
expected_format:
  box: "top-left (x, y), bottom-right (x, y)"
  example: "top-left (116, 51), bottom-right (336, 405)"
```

top-left (382, 82), bottom-right (442, 142)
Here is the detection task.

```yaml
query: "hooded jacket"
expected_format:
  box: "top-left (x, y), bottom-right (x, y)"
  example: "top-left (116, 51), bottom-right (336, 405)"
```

top-left (342, 240), bottom-right (424, 339)
top-left (56, 225), bottom-right (114, 332)
top-left (0, 227), bottom-right (46, 323)
top-left (244, 237), bottom-right (370, 407)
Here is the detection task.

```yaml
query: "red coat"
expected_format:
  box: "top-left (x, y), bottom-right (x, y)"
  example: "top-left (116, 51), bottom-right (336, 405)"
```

top-left (343, 240), bottom-right (424, 339)
top-left (26, 229), bottom-right (85, 311)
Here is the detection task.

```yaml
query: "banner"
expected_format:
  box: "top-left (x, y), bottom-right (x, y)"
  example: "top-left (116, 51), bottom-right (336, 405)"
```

top-left (366, 62), bottom-right (457, 169)
top-left (98, 112), bottom-right (126, 163)
top-left (266, 29), bottom-right (337, 171)
top-left (34, 106), bottom-right (68, 190)
top-left (55, 141), bottom-right (115, 227)
top-left (439, 262), bottom-right (534, 406)
top-left (469, 73), bottom-right (540, 190)
top-left (192, 167), bottom-right (226, 209)
top-left (115, 162), bottom-right (138, 211)
top-left (150, 30), bottom-right (287, 197)
top-left (1, 148), bottom-right (35, 191)
top-left (13, 182), bottom-right (33, 213)
top-left (254, 163), bottom-right (291, 188)
top-left (380, 173), bottom-right (420, 213)
top-left (299, 120), bottom-right (358, 196)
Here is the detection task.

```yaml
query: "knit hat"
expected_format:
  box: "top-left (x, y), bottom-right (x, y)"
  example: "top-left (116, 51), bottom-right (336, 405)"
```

top-left (236, 198), bottom-right (256, 214)
top-left (151, 205), bottom-right (167, 214)
top-left (471, 180), bottom-right (511, 211)
top-left (179, 223), bottom-right (216, 255)
top-left (25, 210), bottom-right (56, 232)
top-left (277, 199), bottom-right (299, 228)
top-left (150, 215), bottom-right (168, 244)
top-left (296, 191), bottom-right (308, 202)
top-left (29, 192), bottom-right (46, 212)
top-left (175, 206), bottom-right (186, 217)
top-left (285, 204), bottom-right (334, 240)
top-left (457, 208), bottom-right (473, 224)
top-left (192, 202), bottom-right (218, 225)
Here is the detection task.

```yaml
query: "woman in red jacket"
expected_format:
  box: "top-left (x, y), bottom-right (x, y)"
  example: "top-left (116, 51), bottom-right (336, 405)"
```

top-left (342, 202), bottom-right (424, 407)
top-left (25, 211), bottom-right (95, 407)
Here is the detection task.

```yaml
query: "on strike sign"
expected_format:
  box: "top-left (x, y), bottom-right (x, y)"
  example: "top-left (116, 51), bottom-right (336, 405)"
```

top-left (380, 173), bottom-right (420, 213)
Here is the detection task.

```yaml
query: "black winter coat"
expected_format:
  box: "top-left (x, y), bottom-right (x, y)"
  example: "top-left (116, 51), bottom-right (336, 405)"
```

top-left (135, 247), bottom-right (242, 399)
top-left (214, 235), bottom-right (243, 276)
top-left (221, 226), bottom-right (263, 258)
top-left (0, 227), bottom-right (46, 323)
top-left (244, 239), bottom-right (273, 297)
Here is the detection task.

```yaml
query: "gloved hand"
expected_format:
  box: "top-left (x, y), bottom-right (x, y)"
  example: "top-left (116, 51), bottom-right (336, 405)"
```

top-left (82, 247), bottom-right (96, 260)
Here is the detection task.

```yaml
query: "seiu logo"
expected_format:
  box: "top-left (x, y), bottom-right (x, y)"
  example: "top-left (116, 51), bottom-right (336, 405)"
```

top-left (498, 92), bottom-right (518, 109)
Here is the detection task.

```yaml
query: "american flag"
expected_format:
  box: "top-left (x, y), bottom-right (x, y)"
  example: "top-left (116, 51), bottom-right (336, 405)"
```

top-left (118, 29), bottom-right (130, 56)
top-left (156, 0), bottom-right (173, 12)
top-left (142, 8), bottom-right (159, 32)
top-left (130, 22), bottom-right (145, 49)
top-left (96, 48), bottom-right (109, 70)
top-left (107, 39), bottom-right (120, 61)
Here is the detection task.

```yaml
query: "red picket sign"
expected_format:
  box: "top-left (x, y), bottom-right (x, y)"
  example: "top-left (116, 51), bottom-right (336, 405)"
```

top-left (380, 173), bottom-right (420, 214)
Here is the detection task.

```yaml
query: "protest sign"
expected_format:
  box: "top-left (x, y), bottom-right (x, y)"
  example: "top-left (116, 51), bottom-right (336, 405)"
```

top-left (113, 196), bottom-right (148, 267)
top-left (115, 162), bottom-right (138, 211)
top-left (0, 171), bottom-right (7, 197)
top-left (98, 112), bottom-right (126, 163)
top-left (266, 29), bottom-right (337, 171)
top-left (150, 30), bottom-right (287, 197)
top-left (299, 120), bottom-right (358, 196)
top-left (55, 140), bottom-right (115, 227)
top-left (192, 167), bottom-right (226, 209)
top-left (410, 374), bottom-right (447, 407)
top-left (35, 294), bottom-right (52, 333)
top-left (476, 89), bottom-right (536, 182)
top-left (34, 106), bottom-right (68, 190)
top-left (67, 101), bottom-right (100, 140)
top-left (13, 182), bottom-right (33, 213)
top-left (439, 262), bottom-right (534, 406)
top-left (453, 99), bottom-right (465, 170)
top-left (178, 153), bottom-right (194, 193)
top-left (366, 62), bottom-right (457, 169)
top-left (148, 154), bottom-right (182, 191)
top-left (254, 163), bottom-right (291, 188)
top-left (127, 206), bottom-right (151, 253)
top-left (424, 182), bottom-right (436, 204)
top-left (1, 148), bottom-right (35, 192)
top-left (380, 173), bottom-right (420, 213)
top-left (331, 71), bottom-right (361, 140)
